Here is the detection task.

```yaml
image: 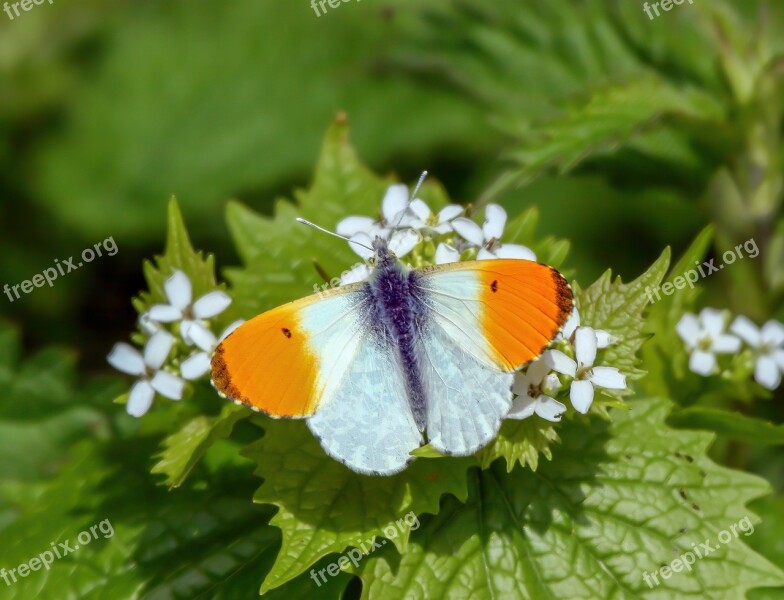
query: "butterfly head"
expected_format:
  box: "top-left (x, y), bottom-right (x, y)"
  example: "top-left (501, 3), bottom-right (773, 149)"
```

top-left (372, 236), bottom-right (395, 266)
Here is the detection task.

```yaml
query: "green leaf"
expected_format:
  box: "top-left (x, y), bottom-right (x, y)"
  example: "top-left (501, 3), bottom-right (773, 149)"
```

top-left (506, 77), bottom-right (726, 188)
top-left (668, 407), bottom-right (784, 446)
top-left (477, 417), bottom-right (559, 473)
top-left (360, 398), bottom-right (784, 599)
top-left (243, 419), bottom-right (475, 592)
top-left (151, 403), bottom-right (249, 488)
top-left (502, 206), bottom-right (570, 270)
top-left (574, 247), bottom-right (670, 409)
top-left (134, 197), bottom-right (222, 316)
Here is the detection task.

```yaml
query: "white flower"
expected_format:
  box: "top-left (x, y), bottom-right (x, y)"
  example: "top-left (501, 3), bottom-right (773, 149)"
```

top-left (138, 312), bottom-right (161, 336)
top-left (508, 356), bottom-right (566, 422)
top-left (435, 242), bottom-right (461, 265)
top-left (676, 308), bottom-right (741, 376)
top-left (558, 307), bottom-right (613, 348)
top-left (336, 184), bottom-right (416, 241)
top-left (548, 327), bottom-right (626, 414)
top-left (107, 331), bottom-right (184, 417)
top-left (408, 199), bottom-right (464, 234)
top-left (348, 228), bottom-right (421, 260)
top-left (181, 320), bottom-right (245, 381)
top-left (148, 270), bottom-right (232, 345)
top-left (451, 204), bottom-right (536, 260)
top-left (730, 316), bottom-right (784, 390)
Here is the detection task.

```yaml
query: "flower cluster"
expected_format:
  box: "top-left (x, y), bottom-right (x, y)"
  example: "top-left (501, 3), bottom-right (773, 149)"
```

top-left (507, 309), bottom-right (626, 422)
top-left (677, 308), bottom-right (784, 390)
top-left (335, 183), bottom-right (536, 284)
top-left (107, 270), bottom-right (242, 417)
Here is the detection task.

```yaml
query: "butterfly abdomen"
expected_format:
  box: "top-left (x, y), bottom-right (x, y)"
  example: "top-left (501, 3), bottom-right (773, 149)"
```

top-left (367, 262), bottom-right (428, 431)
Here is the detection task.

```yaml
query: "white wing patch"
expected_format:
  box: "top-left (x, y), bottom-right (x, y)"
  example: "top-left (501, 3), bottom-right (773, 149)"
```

top-left (415, 269), bottom-right (503, 370)
top-left (419, 324), bottom-right (514, 456)
top-left (307, 329), bottom-right (423, 476)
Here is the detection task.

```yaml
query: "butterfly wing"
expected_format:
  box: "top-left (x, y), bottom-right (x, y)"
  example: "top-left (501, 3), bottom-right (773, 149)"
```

top-left (211, 283), bottom-right (422, 475)
top-left (414, 259), bottom-right (572, 455)
top-left (211, 284), bottom-right (368, 417)
top-left (307, 328), bottom-right (423, 476)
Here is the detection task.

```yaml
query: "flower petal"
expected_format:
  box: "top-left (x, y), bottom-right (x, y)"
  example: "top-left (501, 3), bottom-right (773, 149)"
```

top-left (180, 352), bottom-right (211, 380)
top-left (138, 313), bottom-right (161, 335)
top-left (192, 291), bottom-right (232, 319)
top-left (507, 395), bottom-right (537, 420)
top-left (699, 307), bottom-right (726, 337)
top-left (435, 243), bottom-right (461, 265)
top-left (336, 216), bottom-right (376, 237)
top-left (589, 367), bottom-right (626, 390)
top-left (381, 184), bottom-right (410, 223)
top-left (730, 315), bottom-right (762, 347)
top-left (348, 233), bottom-right (375, 260)
top-left (544, 349), bottom-right (576, 377)
top-left (451, 218), bottom-right (485, 247)
top-left (493, 244), bottom-right (536, 261)
top-left (408, 199), bottom-right (432, 221)
top-left (574, 327), bottom-right (597, 368)
top-left (594, 329), bottom-right (614, 349)
top-left (534, 396), bottom-right (567, 422)
top-left (148, 304), bottom-right (183, 322)
top-left (526, 357), bottom-right (550, 385)
top-left (476, 247), bottom-right (496, 260)
top-left (143, 330), bottom-right (174, 370)
top-left (711, 334), bottom-right (741, 354)
top-left (511, 372), bottom-right (532, 396)
top-left (107, 343), bottom-right (146, 376)
top-left (774, 349), bottom-right (784, 371)
top-left (542, 373), bottom-right (561, 395)
top-left (570, 380), bottom-right (594, 414)
top-left (482, 204), bottom-right (507, 241)
top-left (676, 313), bottom-right (701, 347)
top-left (437, 204), bottom-right (464, 223)
top-left (150, 370), bottom-right (184, 400)
top-left (164, 270), bottom-right (192, 310)
top-left (754, 355), bottom-right (782, 390)
top-left (219, 320), bottom-right (245, 341)
top-left (127, 380), bottom-right (155, 417)
top-left (188, 322), bottom-right (218, 352)
top-left (389, 229), bottom-right (420, 258)
top-left (561, 308), bottom-right (580, 340)
top-left (689, 349), bottom-right (716, 376)
top-left (340, 263), bottom-right (372, 285)
top-left (761, 320), bottom-right (784, 347)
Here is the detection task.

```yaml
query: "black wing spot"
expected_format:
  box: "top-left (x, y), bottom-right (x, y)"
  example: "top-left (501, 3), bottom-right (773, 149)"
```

top-left (282, 328), bottom-right (292, 338)
top-left (491, 280), bottom-right (498, 293)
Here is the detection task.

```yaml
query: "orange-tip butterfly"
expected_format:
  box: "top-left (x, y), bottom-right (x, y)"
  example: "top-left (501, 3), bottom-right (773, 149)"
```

top-left (211, 186), bottom-right (573, 476)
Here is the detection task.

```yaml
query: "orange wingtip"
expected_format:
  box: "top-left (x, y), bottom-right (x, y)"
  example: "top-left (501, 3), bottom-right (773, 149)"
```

top-left (478, 260), bottom-right (573, 369)
top-left (210, 301), bottom-right (319, 418)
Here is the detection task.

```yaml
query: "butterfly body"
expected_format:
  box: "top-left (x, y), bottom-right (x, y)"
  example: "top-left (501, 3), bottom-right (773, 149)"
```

top-left (212, 238), bottom-right (572, 476)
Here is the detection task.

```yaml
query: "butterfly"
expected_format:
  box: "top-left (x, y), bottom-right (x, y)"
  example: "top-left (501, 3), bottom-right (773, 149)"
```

top-left (211, 225), bottom-right (573, 476)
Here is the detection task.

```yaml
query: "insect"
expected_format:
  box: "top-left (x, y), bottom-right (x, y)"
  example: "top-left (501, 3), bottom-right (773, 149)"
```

top-left (210, 186), bottom-right (573, 476)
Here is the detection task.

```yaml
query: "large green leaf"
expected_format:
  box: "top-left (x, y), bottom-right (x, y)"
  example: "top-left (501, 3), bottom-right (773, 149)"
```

top-left (360, 398), bottom-right (784, 599)
top-left (243, 419), bottom-right (475, 593)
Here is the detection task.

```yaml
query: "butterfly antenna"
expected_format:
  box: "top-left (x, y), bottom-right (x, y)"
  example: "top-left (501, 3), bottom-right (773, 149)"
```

top-left (295, 217), bottom-right (374, 252)
top-left (389, 170), bottom-right (428, 233)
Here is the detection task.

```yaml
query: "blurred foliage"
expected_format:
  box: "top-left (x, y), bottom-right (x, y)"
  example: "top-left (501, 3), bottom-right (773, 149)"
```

top-left (1, 0), bottom-right (783, 598)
